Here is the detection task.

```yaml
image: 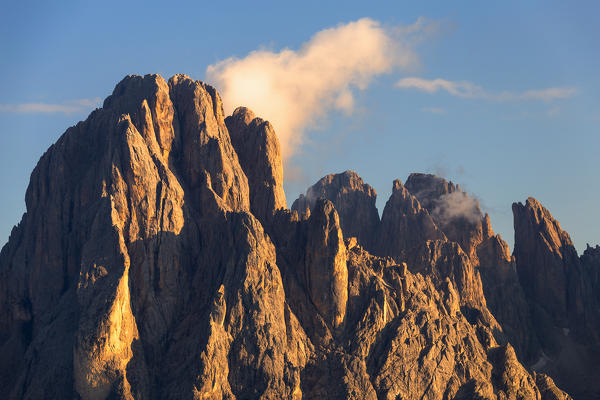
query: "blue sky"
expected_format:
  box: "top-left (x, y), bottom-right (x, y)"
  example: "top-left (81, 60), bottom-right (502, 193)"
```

top-left (0, 1), bottom-right (598, 252)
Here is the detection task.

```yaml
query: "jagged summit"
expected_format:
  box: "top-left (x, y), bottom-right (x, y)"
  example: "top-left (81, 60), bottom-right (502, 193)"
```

top-left (291, 170), bottom-right (376, 211)
top-left (0, 73), bottom-right (596, 399)
top-left (225, 105), bottom-right (286, 222)
top-left (405, 172), bottom-right (462, 209)
top-left (512, 197), bottom-right (600, 396)
top-left (228, 106), bottom-right (256, 124)
top-left (291, 170), bottom-right (379, 250)
top-left (377, 178), bottom-right (446, 261)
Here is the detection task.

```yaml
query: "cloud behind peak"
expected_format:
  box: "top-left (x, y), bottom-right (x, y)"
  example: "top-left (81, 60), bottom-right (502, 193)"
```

top-left (207, 18), bottom-right (425, 159)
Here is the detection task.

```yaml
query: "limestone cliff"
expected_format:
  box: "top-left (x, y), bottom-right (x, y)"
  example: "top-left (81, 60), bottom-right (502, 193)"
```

top-left (0, 73), bottom-right (587, 399)
top-left (225, 106), bottom-right (286, 224)
top-left (512, 198), bottom-right (600, 399)
top-left (291, 170), bottom-right (379, 251)
top-left (377, 179), bottom-right (446, 261)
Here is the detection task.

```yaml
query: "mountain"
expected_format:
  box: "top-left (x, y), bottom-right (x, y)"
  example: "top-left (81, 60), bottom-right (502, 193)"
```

top-left (0, 73), bottom-right (596, 399)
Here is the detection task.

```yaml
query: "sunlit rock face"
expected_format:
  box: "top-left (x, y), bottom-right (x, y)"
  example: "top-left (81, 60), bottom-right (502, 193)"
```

top-left (225, 106), bottom-right (287, 224)
top-left (1, 73), bottom-right (596, 399)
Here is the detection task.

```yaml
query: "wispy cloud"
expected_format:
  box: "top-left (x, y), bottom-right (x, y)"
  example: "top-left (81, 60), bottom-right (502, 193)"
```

top-left (518, 88), bottom-right (576, 101)
top-left (432, 191), bottom-right (483, 225)
top-left (546, 106), bottom-right (561, 117)
top-left (396, 77), bottom-right (576, 102)
top-left (421, 106), bottom-right (447, 114)
top-left (0, 98), bottom-right (102, 114)
top-left (397, 78), bottom-right (483, 97)
top-left (206, 18), bottom-right (434, 159)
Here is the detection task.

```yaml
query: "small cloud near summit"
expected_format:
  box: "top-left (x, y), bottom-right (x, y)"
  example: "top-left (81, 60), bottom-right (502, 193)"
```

top-left (432, 191), bottom-right (483, 225)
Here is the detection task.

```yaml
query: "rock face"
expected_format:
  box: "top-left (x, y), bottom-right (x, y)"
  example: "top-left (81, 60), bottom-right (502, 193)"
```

top-left (225, 106), bottom-right (286, 223)
top-left (512, 198), bottom-right (600, 399)
top-left (513, 198), bottom-right (583, 328)
top-left (395, 174), bottom-right (537, 363)
top-left (291, 170), bottom-right (379, 250)
top-left (405, 173), bottom-right (483, 262)
top-left (0, 73), bottom-right (594, 399)
top-left (377, 179), bottom-right (446, 261)
top-left (0, 74), bottom-right (292, 399)
top-left (304, 199), bottom-right (348, 330)
top-left (404, 172), bottom-right (461, 209)
top-left (475, 216), bottom-right (538, 362)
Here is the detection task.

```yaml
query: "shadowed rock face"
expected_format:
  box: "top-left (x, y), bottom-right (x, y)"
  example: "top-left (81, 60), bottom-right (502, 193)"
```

top-left (513, 197), bottom-right (583, 327)
top-left (581, 244), bottom-right (600, 306)
top-left (377, 179), bottom-right (446, 261)
top-left (475, 217), bottom-right (539, 363)
top-left (405, 173), bottom-right (484, 262)
top-left (291, 170), bottom-right (379, 251)
top-left (512, 198), bottom-right (600, 399)
top-left (404, 172), bottom-right (461, 210)
top-left (0, 73), bottom-right (587, 399)
top-left (375, 175), bottom-right (536, 363)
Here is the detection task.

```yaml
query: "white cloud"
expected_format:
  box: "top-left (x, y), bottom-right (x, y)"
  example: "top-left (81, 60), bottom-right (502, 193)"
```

top-left (396, 77), bottom-right (576, 102)
top-left (519, 87), bottom-right (577, 101)
top-left (397, 77), bottom-right (484, 98)
top-left (432, 191), bottom-right (483, 225)
top-left (206, 18), bottom-right (427, 159)
top-left (0, 98), bottom-right (102, 114)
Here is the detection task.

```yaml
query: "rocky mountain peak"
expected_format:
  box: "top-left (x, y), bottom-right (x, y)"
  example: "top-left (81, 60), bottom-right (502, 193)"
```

top-left (511, 197), bottom-right (600, 396)
top-left (512, 197), bottom-right (579, 316)
top-left (228, 106), bottom-right (256, 125)
top-left (582, 244), bottom-right (600, 265)
top-left (292, 170), bottom-right (377, 209)
top-left (225, 105), bottom-right (286, 224)
top-left (291, 170), bottom-right (379, 250)
top-left (377, 179), bottom-right (446, 261)
top-left (390, 178), bottom-right (423, 213)
top-left (514, 197), bottom-right (575, 254)
top-left (104, 74), bottom-right (167, 106)
top-left (0, 73), bottom-right (594, 399)
top-left (404, 172), bottom-right (461, 209)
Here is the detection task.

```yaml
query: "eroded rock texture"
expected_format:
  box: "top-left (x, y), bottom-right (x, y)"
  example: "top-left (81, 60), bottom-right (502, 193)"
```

top-left (225, 106), bottom-right (286, 224)
top-left (291, 170), bottom-right (379, 251)
top-left (377, 179), bottom-right (446, 261)
top-left (0, 73), bottom-right (595, 399)
top-left (512, 198), bottom-right (600, 399)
